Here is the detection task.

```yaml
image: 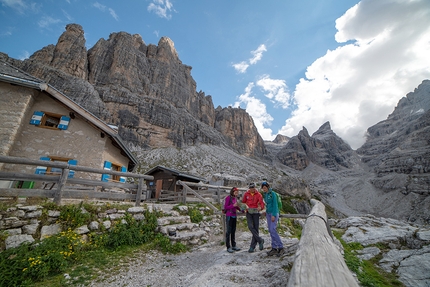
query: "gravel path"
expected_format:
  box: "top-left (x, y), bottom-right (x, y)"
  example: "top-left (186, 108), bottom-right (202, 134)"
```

top-left (90, 231), bottom-right (299, 287)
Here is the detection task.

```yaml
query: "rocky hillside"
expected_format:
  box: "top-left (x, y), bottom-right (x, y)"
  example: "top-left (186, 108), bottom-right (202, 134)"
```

top-left (3, 24), bottom-right (265, 157)
top-left (1, 23), bottom-right (429, 224)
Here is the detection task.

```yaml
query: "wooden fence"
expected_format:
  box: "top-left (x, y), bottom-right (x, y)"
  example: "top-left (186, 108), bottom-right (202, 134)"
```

top-left (287, 199), bottom-right (359, 287)
top-left (0, 155), bottom-right (153, 206)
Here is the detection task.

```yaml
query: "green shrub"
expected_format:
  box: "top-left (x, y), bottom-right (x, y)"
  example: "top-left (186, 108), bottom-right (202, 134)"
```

top-left (58, 202), bottom-right (92, 229)
top-left (152, 233), bottom-right (188, 254)
top-left (333, 231), bottom-right (404, 287)
top-left (188, 207), bottom-right (204, 223)
top-left (0, 228), bottom-right (91, 286)
top-left (103, 212), bottom-right (158, 250)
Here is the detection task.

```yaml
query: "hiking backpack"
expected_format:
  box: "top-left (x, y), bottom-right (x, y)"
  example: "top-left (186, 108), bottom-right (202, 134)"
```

top-left (222, 195), bottom-right (232, 214)
top-left (273, 190), bottom-right (283, 212)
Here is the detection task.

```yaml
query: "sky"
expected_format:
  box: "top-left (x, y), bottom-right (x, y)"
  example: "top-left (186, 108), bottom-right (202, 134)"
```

top-left (1, 0), bottom-right (429, 149)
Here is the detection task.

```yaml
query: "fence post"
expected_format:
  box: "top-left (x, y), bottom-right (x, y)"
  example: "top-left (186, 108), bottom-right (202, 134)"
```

top-left (135, 178), bottom-right (144, 206)
top-left (53, 168), bottom-right (69, 205)
top-left (182, 186), bottom-right (187, 204)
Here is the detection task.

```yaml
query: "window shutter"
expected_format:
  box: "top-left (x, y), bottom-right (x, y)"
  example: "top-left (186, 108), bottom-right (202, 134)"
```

top-left (30, 111), bottom-right (44, 126)
top-left (58, 116), bottom-right (71, 130)
top-left (101, 161), bottom-right (111, 182)
top-left (35, 156), bottom-right (50, 174)
top-left (120, 166), bottom-right (127, 183)
top-left (68, 159), bottom-right (78, 178)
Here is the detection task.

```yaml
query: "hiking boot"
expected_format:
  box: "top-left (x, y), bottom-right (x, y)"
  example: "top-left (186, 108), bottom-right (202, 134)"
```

top-left (267, 248), bottom-right (278, 256)
top-left (259, 239), bottom-right (265, 251)
top-left (232, 246), bottom-right (241, 251)
top-left (248, 247), bottom-right (255, 253)
top-left (276, 248), bottom-right (285, 257)
top-left (227, 248), bottom-right (234, 253)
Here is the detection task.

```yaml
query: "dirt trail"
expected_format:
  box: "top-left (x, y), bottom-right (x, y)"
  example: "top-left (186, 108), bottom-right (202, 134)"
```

top-left (90, 231), bottom-right (298, 287)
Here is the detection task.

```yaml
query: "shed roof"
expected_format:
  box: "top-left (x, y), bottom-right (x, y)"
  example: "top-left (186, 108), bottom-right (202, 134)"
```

top-left (144, 165), bottom-right (207, 183)
top-left (0, 60), bottom-right (139, 169)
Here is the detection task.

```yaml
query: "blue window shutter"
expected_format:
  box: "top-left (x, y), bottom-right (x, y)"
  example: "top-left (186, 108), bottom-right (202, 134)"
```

top-left (30, 111), bottom-right (44, 126)
top-left (35, 156), bottom-right (50, 174)
top-left (58, 116), bottom-right (71, 130)
top-left (101, 161), bottom-right (111, 182)
top-left (120, 166), bottom-right (127, 183)
top-left (68, 159), bottom-right (78, 178)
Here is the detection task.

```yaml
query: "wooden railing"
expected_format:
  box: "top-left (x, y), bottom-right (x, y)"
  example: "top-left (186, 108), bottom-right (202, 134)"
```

top-left (287, 199), bottom-right (359, 287)
top-left (0, 155), bottom-right (153, 206)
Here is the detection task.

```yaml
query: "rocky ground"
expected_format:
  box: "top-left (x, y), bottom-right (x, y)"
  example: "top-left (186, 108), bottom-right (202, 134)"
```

top-left (89, 225), bottom-right (299, 287)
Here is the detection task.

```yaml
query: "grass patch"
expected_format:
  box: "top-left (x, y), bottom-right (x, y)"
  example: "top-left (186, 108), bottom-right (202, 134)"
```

top-left (333, 230), bottom-right (405, 287)
top-left (0, 203), bottom-right (187, 287)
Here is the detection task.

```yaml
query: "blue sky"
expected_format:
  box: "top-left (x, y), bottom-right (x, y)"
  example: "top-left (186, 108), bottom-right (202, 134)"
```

top-left (1, 0), bottom-right (429, 149)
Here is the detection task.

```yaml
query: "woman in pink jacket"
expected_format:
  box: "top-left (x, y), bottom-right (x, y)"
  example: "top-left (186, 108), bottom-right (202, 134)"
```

top-left (224, 187), bottom-right (241, 253)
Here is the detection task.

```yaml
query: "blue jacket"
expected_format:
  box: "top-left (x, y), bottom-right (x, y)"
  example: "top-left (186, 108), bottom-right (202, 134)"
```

top-left (263, 188), bottom-right (279, 216)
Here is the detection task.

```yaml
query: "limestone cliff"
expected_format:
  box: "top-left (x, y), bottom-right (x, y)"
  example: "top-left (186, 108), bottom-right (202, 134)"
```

top-left (276, 122), bottom-right (356, 171)
top-left (7, 24), bottom-right (265, 157)
top-left (357, 80), bottom-right (430, 196)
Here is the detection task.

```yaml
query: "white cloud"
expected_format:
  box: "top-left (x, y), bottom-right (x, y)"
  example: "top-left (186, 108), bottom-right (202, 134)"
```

top-left (249, 44), bottom-right (267, 65)
top-left (18, 50), bottom-right (30, 60)
top-left (93, 2), bottom-right (119, 21)
top-left (148, 0), bottom-right (174, 20)
top-left (232, 44), bottom-right (267, 73)
top-left (232, 61), bottom-right (249, 74)
top-left (38, 16), bottom-right (61, 29)
top-left (234, 83), bottom-right (275, 139)
top-left (62, 9), bottom-right (73, 21)
top-left (256, 75), bottom-right (291, 109)
top-left (277, 0), bottom-right (430, 149)
top-left (93, 2), bottom-right (106, 12)
top-left (109, 8), bottom-right (119, 21)
top-left (0, 0), bottom-right (27, 13)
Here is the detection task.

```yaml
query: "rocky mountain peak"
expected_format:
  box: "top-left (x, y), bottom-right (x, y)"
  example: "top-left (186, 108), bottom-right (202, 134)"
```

top-left (155, 36), bottom-right (180, 63)
top-left (357, 80), bottom-right (430, 203)
top-left (272, 134), bottom-right (290, 144)
top-left (277, 121), bottom-right (355, 171)
top-left (313, 121), bottom-right (332, 136)
top-left (32, 23), bottom-right (88, 79)
top-left (4, 23), bottom-right (265, 157)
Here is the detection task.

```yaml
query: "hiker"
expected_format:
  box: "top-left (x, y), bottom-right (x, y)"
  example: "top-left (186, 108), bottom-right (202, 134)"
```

top-left (261, 182), bottom-right (284, 256)
top-left (242, 182), bottom-right (265, 253)
top-left (224, 187), bottom-right (241, 253)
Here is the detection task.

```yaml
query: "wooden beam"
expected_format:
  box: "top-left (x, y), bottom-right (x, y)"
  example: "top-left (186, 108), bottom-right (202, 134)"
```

top-left (287, 199), bottom-right (358, 287)
top-left (177, 180), bottom-right (219, 212)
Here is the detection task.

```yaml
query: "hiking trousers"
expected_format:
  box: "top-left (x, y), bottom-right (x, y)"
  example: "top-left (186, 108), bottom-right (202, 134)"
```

top-left (246, 212), bottom-right (263, 249)
top-left (225, 216), bottom-right (237, 249)
top-left (266, 213), bottom-right (283, 249)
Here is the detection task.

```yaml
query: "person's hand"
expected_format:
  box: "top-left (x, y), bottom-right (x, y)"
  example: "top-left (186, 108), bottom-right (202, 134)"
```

top-left (262, 211), bottom-right (266, 216)
top-left (257, 207), bottom-right (261, 211)
top-left (271, 215), bottom-right (275, 222)
top-left (233, 202), bottom-right (238, 207)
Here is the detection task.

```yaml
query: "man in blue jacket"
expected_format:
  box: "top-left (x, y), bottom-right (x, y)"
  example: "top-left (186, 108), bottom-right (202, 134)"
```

top-left (261, 182), bottom-right (284, 256)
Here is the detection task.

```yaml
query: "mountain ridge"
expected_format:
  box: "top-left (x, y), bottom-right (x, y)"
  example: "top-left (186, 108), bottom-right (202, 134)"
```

top-left (1, 23), bottom-right (429, 224)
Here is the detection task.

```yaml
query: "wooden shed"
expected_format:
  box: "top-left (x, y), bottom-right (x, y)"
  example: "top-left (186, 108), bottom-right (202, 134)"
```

top-left (144, 166), bottom-right (206, 200)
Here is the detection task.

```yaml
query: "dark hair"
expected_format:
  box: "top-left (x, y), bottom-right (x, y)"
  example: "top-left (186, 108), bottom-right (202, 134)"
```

top-left (261, 182), bottom-right (270, 188)
top-left (230, 187), bottom-right (238, 196)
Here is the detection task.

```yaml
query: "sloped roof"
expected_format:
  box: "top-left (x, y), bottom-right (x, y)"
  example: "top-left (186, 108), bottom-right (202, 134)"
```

top-left (144, 165), bottom-right (206, 182)
top-left (0, 60), bottom-right (138, 169)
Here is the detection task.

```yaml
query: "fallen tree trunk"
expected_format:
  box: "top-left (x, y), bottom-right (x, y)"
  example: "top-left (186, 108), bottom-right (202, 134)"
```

top-left (287, 199), bottom-right (358, 287)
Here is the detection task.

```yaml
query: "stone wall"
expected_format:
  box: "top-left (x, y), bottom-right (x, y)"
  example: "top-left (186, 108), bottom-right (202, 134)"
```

top-left (0, 201), bottom-right (221, 251)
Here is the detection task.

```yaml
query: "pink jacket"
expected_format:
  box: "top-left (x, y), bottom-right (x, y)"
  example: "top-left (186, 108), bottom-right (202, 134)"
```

top-left (224, 195), bottom-right (239, 216)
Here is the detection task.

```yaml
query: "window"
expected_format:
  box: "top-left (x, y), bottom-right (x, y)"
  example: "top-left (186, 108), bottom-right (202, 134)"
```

top-left (35, 156), bottom-right (77, 178)
top-left (101, 161), bottom-right (127, 182)
top-left (30, 111), bottom-right (71, 130)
